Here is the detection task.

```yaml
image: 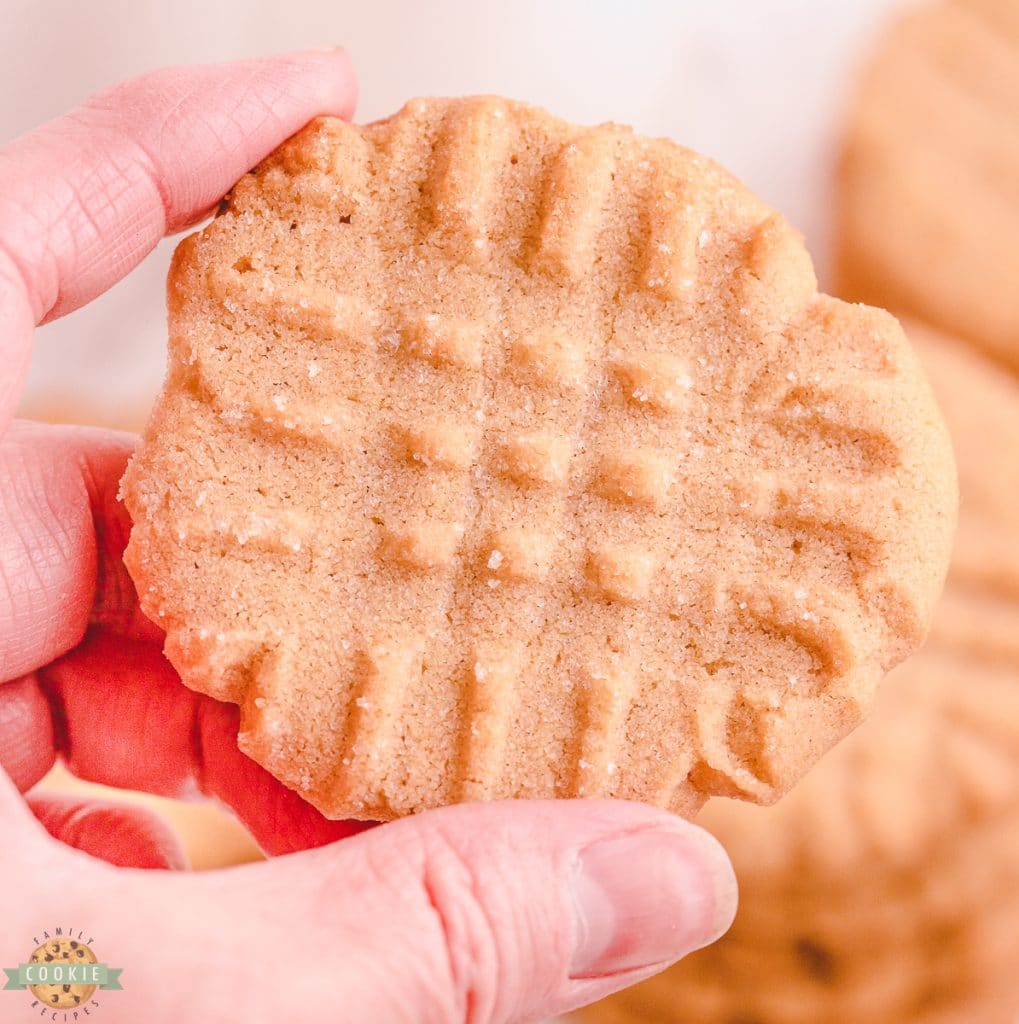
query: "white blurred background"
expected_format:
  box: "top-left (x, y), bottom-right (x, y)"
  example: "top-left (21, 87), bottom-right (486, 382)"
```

top-left (4, 0), bottom-right (905, 423)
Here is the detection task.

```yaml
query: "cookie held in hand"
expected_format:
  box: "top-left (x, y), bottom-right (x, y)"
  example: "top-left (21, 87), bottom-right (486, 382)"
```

top-left (121, 97), bottom-right (956, 820)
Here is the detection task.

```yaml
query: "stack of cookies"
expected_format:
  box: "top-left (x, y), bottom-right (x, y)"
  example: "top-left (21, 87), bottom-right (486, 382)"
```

top-left (581, 0), bottom-right (1019, 1020)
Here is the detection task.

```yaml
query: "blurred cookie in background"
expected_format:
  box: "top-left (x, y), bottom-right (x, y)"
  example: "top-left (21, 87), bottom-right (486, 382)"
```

top-left (576, 323), bottom-right (1019, 1024)
top-left (836, 0), bottom-right (1019, 375)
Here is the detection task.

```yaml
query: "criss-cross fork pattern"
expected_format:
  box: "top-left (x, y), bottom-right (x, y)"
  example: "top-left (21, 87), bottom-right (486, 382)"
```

top-left (124, 96), bottom-right (950, 819)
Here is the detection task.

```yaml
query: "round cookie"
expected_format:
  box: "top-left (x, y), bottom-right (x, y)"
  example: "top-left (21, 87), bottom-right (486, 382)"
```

top-left (28, 939), bottom-right (97, 1010)
top-left (121, 97), bottom-right (956, 820)
top-left (577, 323), bottom-right (1019, 1024)
top-left (837, 0), bottom-right (1019, 374)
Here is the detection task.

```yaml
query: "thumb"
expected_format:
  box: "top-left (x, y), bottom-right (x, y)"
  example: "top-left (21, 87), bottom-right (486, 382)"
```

top-left (124, 798), bottom-right (736, 1023)
top-left (336, 799), bottom-right (736, 1020)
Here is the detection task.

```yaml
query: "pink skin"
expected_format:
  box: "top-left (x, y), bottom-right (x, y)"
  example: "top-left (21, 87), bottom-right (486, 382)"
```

top-left (0, 54), bottom-right (737, 1022)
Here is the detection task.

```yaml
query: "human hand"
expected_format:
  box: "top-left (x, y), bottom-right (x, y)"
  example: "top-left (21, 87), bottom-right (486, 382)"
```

top-left (0, 53), bottom-right (736, 1023)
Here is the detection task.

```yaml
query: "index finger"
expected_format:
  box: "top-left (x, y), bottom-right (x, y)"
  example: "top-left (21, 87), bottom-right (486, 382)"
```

top-left (0, 49), bottom-right (357, 427)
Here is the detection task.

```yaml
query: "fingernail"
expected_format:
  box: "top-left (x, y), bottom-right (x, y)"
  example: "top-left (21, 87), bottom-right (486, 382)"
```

top-left (569, 827), bottom-right (737, 978)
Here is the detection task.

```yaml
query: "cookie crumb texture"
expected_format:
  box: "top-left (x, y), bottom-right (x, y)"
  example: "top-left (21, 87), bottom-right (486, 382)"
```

top-left (121, 97), bottom-right (955, 820)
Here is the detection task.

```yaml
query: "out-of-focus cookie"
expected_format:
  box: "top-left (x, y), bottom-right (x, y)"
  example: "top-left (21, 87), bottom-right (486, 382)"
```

top-left (919, 325), bottom-right (1019, 614)
top-left (837, 0), bottom-right (1019, 373)
top-left (577, 323), bottom-right (1019, 1024)
top-left (121, 97), bottom-right (955, 821)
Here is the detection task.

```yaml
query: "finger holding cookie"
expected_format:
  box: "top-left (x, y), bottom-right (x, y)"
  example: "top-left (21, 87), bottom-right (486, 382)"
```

top-left (0, 49), bottom-right (367, 859)
top-left (0, 52), bottom-right (747, 1024)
